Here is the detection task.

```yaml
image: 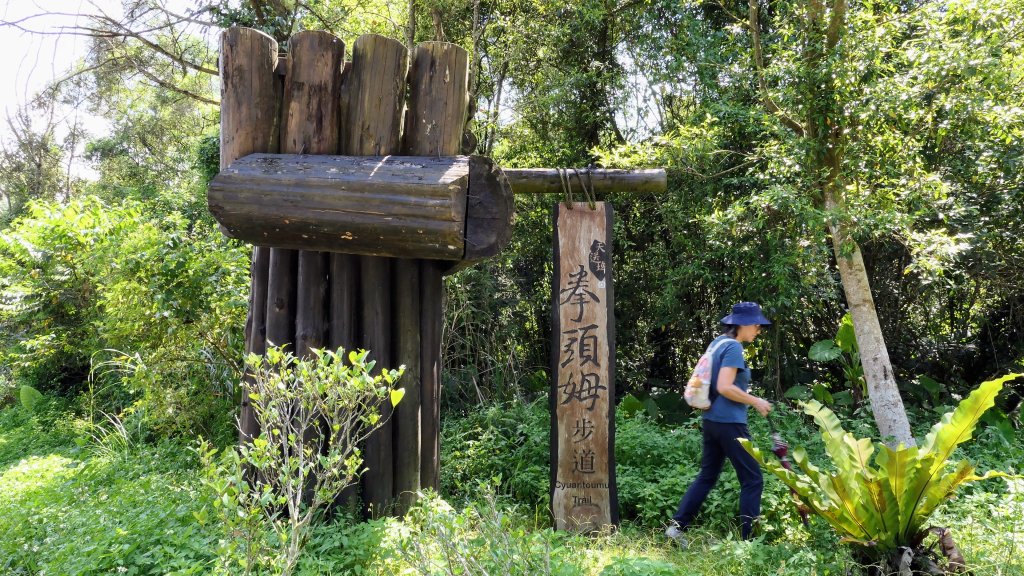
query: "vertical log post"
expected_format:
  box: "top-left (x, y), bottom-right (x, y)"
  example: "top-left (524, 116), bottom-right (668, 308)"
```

top-left (220, 27), bottom-right (281, 444)
top-left (338, 34), bottom-right (409, 517)
top-left (281, 31), bottom-right (344, 361)
top-left (330, 58), bottom-right (359, 511)
top-left (403, 41), bottom-right (471, 492)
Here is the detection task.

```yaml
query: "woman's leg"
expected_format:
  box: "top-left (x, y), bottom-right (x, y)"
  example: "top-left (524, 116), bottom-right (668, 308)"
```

top-left (721, 423), bottom-right (763, 539)
top-left (671, 422), bottom-right (726, 528)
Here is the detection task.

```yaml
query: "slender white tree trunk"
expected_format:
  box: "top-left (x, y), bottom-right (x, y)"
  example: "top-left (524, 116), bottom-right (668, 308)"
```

top-left (826, 193), bottom-right (915, 447)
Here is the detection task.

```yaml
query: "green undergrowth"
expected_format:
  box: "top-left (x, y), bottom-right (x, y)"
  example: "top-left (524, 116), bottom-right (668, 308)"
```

top-left (1, 400), bottom-right (1022, 575)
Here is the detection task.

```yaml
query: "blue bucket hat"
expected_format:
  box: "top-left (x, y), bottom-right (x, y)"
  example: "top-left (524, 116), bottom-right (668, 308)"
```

top-left (720, 302), bottom-right (772, 326)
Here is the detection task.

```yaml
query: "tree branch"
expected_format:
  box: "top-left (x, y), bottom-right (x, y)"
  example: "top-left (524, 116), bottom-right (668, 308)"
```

top-left (128, 60), bottom-right (219, 105)
top-left (827, 0), bottom-right (848, 51)
top-left (748, 0), bottom-right (805, 136)
top-left (83, 12), bottom-right (217, 76)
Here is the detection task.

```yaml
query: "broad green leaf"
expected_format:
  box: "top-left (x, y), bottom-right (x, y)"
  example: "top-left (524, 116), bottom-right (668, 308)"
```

top-left (809, 340), bottom-right (842, 362)
top-left (749, 376), bottom-right (1017, 553)
top-left (390, 387), bottom-right (405, 407)
top-left (919, 374), bottom-right (1019, 475)
top-left (835, 313), bottom-right (858, 354)
top-left (784, 385), bottom-right (811, 400)
top-left (19, 385), bottom-right (43, 412)
top-left (875, 443), bottom-right (921, 538)
top-left (896, 452), bottom-right (942, 540)
top-left (863, 476), bottom-right (898, 545)
top-left (803, 400), bottom-right (861, 480)
top-left (619, 394), bottom-right (645, 417)
top-left (740, 440), bottom-right (843, 527)
top-left (793, 446), bottom-right (841, 504)
top-left (918, 375), bottom-right (942, 398)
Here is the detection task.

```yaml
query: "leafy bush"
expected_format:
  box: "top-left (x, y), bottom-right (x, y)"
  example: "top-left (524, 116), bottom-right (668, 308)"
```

top-left (741, 374), bottom-right (1021, 571)
top-left (0, 414), bottom-right (216, 575)
top-left (398, 489), bottom-right (584, 576)
top-left (198, 346), bottom-right (403, 576)
top-left (0, 197), bottom-right (249, 441)
top-left (441, 399), bottom-right (551, 509)
top-left (598, 557), bottom-right (678, 576)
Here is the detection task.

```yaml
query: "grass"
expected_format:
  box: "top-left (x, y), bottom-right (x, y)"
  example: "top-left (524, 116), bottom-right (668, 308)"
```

top-left (0, 402), bottom-right (1022, 575)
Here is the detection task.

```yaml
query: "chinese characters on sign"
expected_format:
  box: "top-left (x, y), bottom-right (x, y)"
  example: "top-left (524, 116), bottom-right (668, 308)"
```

top-left (551, 202), bottom-right (617, 532)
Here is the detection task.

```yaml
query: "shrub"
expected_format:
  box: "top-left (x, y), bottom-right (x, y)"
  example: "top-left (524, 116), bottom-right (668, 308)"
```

top-left (0, 197), bottom-right (249, 441)
top-left (741, 373), bottom-right (1021, 572)
top-left (441, 399), bottom-right (551, 509)
top-left (397, 489), bottom-right (584, 576)
top-left (199, 346), bottom-right (403, 576)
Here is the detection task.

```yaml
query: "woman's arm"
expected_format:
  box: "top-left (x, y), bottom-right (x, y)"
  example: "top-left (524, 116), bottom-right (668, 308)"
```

top-left (716, 367), bottom-right (772, 417)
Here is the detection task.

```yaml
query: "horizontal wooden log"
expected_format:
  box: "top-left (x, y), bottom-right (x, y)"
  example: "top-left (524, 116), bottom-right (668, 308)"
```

top-left (208, 154), bottom-right (514, 261)
top-left (502, 168), bottom-right (666, 195)
top-left (210, 153), bottom-right (469, 259)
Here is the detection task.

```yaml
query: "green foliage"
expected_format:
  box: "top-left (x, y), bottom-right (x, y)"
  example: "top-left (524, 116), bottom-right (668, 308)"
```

top-left (0, 196), bottom-right (249, 440)
top-left (18, 385), bottom-right (43, 412)
top-left (442, 399), bottom-right (551, 508)
top-left (3, 399), bottom-right (1024, 575)
top-left (199, 345), bottom-right (402, 576)
top-left (598, 557), bottom-right (678, 576)
top-left (0, 413), bottom-right (216, 575)
top-left (805, 313), bottom-right (865, 405)
top-left (398, 489), bottom-right (584, 576)
top-left (443, 397), bottom-right (809, 540)
top-left (741, 374), bottom-right (1020, 562)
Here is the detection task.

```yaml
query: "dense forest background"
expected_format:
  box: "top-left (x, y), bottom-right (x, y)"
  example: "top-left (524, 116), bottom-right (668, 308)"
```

top-left (3, 0), bottom-right (1021, 432)
top-left (2, 1), bottom-right (1023, 574)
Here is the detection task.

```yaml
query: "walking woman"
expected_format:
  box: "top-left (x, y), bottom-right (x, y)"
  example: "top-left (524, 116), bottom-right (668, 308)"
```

top-left (666, 302), bottom-right (773, 547)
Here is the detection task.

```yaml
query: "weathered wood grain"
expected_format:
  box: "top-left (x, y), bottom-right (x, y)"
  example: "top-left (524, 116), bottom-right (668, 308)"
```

top-left (551, 202), bottom-right (618, 533)
top-left (403, 41), bottom-right (470, 493)
top-left (208, 153), bottom-right (470, 259)
top-left (219, 27), bottom-right (280, 444)
top-left (341, 34), bottom-right (409, 517)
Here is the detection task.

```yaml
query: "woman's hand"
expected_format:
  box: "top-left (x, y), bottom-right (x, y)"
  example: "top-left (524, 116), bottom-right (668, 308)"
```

top-left (752, 397), bottom-right (772, 417)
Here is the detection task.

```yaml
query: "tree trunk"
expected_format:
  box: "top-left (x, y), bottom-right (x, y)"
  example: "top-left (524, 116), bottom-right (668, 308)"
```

top-left (826, 190), bottom-right (915, 447)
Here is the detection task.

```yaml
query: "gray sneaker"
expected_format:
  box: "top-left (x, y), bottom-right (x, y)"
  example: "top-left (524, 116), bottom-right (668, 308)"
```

top-left (665, 524), bottom-right (688, 549)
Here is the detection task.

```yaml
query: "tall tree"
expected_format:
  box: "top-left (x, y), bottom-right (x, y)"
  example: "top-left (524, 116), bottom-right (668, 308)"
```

top-left (739, 0), bottom-right (1024, 445)
top-left (0, 99), bottom-right (82, 221)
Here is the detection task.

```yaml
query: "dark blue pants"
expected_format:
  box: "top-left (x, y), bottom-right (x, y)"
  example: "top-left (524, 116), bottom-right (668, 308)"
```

top-left (672, 420), bottom-right (763, 539)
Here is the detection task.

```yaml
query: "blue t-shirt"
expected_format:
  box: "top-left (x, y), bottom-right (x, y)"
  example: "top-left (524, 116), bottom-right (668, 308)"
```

top-left (702, 336), bottom-right (750, 424)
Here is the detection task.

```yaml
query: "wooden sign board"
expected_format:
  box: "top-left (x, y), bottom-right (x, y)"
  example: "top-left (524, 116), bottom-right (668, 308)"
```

top-left (550, 201), bottom-right (618, 532)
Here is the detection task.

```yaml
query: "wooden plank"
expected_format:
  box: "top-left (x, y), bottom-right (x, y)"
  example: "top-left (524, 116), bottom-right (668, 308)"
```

top-left (296, 251), bottom-right (328, 357)
top-left (330, 252), bottom-right (361, 511)
top-left (342, 33), bottom-right (409, 517)
top-left (443, 155), bottom-right (515, 274)
top-left (403, 41), bottom-right (470, 492)
top-left (219, 28), bottom-right (281, 167)
top-left (329, 253), bottom-right (359, 352)
top-left (403, 42), bottom-right (470, 157)
top-left (360, 255), bottom-right (395, 515)
top-left (219, 27), bottom-right (280, 445)
top-left (280, 31), bottom-right (344, 157)
top-left (240, 246), bottom-right (269, 442)
top-left (551, 202), bottom-right (618, 532)
top-left (341, 35), bottom-right (407, 156)
top-left (265, 248), bottom-right (297, 350)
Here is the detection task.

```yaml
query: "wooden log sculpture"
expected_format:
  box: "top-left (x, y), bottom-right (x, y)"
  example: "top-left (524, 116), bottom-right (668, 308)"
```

top-left (216, 26), bottom-right (665, 518)
top-left (217, 27), bottom-right (488, 517)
